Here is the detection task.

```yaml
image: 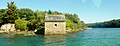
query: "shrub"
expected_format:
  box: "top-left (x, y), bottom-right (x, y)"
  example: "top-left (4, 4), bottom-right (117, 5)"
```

top-left (15, 19), bottom-right (29, 31)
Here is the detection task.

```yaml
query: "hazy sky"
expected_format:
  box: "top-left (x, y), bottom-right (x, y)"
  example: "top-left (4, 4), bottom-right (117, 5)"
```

top-left (0, 0), bottom-right (120, 23)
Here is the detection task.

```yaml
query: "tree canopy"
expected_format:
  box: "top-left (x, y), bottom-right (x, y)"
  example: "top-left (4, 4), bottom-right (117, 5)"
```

top-left (2, 2), bottom-right (19, 23)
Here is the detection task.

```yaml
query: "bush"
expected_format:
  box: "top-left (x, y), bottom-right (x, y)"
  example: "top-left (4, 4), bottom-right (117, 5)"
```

top-left (15, 19), bottom-right (29, 31)
top-left (66, 19), bottom-right (77, 30)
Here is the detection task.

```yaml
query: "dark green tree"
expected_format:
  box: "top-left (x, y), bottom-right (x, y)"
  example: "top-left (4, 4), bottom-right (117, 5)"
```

top-left (18, 8), bottom-right (34, 20)
top-left (48, 10), bottom-right (52, 14)
top-left (2, 2), bottom-right (18, 23)
top-left (0, 9), bottom-right (5, 23)
top-left (28, 10), bottom-right (45, 31)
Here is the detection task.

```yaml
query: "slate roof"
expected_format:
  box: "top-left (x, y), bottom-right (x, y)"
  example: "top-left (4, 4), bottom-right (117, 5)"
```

top-left (45, 15), bottom-right (65, 22)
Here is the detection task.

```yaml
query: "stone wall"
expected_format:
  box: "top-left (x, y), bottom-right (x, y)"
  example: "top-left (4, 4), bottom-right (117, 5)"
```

top-left (45, 22), bottom-right (66, 35)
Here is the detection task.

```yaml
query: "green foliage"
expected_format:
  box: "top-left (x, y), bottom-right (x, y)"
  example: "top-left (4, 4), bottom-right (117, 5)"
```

top-left (65, 13), bottom-right (86, 30)
top-left (18, 8), bottom-right (34, 20)
top-left (0, 14), bottom-right (3, 23)
top-left (0, 9), bottom-right (4, 23)
top-left (15, 19), bottom-right (29, 31)
top-left (47, 10), bottom-right (62, 15)
top-left (0, 1), bottom-right (86, 32)
top-left (0, 9), bottom-right (5, 13)
top-left (87, 19), bottom-right (120, 28)
top-left (2, 2), bottom-right (19, 23)
top-left (65, 14), bottom-right (80, 23)
top-left (48, 10), bottom-right (52, 14)
top-left (66, 19), bottom-right (77, 30)
top-left (27, 10), bottom-right (45, 31)
top-left (32, 10), bottom-right (45, 30)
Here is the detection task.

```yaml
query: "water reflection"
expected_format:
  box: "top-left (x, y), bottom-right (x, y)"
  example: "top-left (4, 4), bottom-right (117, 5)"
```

top-left (1, 28), bottom-right (120, 46)
top-left (0, 34), bottom-right (68, 46)
top-left (44, 35), bottom-right (67, 46)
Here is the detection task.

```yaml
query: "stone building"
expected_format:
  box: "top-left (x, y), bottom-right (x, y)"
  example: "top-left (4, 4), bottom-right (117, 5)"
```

top-left (45, 15), bottom-right (66, 35)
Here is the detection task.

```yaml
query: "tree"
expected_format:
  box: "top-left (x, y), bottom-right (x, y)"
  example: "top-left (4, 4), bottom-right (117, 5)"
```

top-left (66, 19), bottom-right (77, 30)
top-left (0, 9), bottom-right (5, 13)
top-left (48, 10), bottom-right (52, 14)
top-left (2, 2), bottom-right (18, 23)
top-left (28, 10), bottom-right (45, 30)
top-left (15, 19), bottom-right (29, 31)
top-left (26, 10), bottom-right (45, 31)
top-left (0, 1), bottom-right (87, 32)
top-left (0, 9), bottom-right (5, 23)
top-left (18, 8), bottom-right (34, 20)
top-left (0, 14), bottom-right (3, 23)
top-left (87, 19), bottom-right (120, 28)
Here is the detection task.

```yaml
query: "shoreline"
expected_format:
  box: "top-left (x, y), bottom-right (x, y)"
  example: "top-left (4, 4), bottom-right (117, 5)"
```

top-left (0, 31), bottom-right (36, 36)
top-left (0, 28), bottom-right (87, 36)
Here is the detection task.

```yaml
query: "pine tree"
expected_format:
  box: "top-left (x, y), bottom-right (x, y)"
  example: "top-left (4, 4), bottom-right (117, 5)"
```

top-left (2, 2), bottom-right (18, 23)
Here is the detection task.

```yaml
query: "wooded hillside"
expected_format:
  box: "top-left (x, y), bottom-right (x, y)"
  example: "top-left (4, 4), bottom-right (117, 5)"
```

top-left (0, 2), bottom-right (86, 31)
top-left (87, 19), bottom-right (120, 28)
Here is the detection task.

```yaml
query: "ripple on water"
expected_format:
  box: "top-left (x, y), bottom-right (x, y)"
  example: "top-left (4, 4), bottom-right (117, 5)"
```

top-left (0, 28), bottom-right (120, 46)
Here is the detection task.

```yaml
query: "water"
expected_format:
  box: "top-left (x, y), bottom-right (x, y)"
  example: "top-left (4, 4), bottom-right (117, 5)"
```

top-left (0, 28), bottom-right (120, 46)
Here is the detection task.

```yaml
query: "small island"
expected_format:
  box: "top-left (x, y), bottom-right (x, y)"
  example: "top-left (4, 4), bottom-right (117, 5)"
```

top-left (0, 2), bottom-right (86, 35)
top-left (0, 0), bottom-right (120, 46)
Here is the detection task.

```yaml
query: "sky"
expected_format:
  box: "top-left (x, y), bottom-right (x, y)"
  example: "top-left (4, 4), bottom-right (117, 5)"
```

top-left (0, 0), bottom-right (120, 23)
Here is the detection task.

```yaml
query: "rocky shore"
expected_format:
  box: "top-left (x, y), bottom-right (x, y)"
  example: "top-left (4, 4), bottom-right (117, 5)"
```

top-left (0, 31), bottom-right (36, 36)
top-left (0, 29), bottom-right (86, 36)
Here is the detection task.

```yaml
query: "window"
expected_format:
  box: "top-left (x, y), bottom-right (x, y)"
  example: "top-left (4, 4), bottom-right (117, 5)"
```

top-left (45, 17), bottom-right (47, 19)
top-left (55, 24), bottom-right (57, 26)
top-left (59, 17), bottom-right (61, 19)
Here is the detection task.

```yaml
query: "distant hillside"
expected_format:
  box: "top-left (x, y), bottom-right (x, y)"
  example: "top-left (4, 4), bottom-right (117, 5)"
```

top-left (86, 19), bottom-right (120, 28)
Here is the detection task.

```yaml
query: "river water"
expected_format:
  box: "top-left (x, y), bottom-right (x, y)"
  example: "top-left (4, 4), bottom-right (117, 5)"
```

top-left (0, 28), bottom-right (120, 46)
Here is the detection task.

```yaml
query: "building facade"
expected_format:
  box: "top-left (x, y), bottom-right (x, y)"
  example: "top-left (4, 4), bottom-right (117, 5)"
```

top-left (45, 15), bottom-right (66, 35)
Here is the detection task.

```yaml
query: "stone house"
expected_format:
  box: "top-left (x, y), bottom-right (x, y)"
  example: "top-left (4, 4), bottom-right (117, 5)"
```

top-left (45, 15), bottom-right (66, 35)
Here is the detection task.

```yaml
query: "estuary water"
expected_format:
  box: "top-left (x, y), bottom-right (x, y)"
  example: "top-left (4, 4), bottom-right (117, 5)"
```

top-left (0, 28), bottom-right (120, 46)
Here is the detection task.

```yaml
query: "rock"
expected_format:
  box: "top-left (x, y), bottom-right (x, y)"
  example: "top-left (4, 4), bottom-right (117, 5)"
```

top-left (0, 23), bottom-right (16, 33)
top-left (0, 31), bottom-right (5, 34)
